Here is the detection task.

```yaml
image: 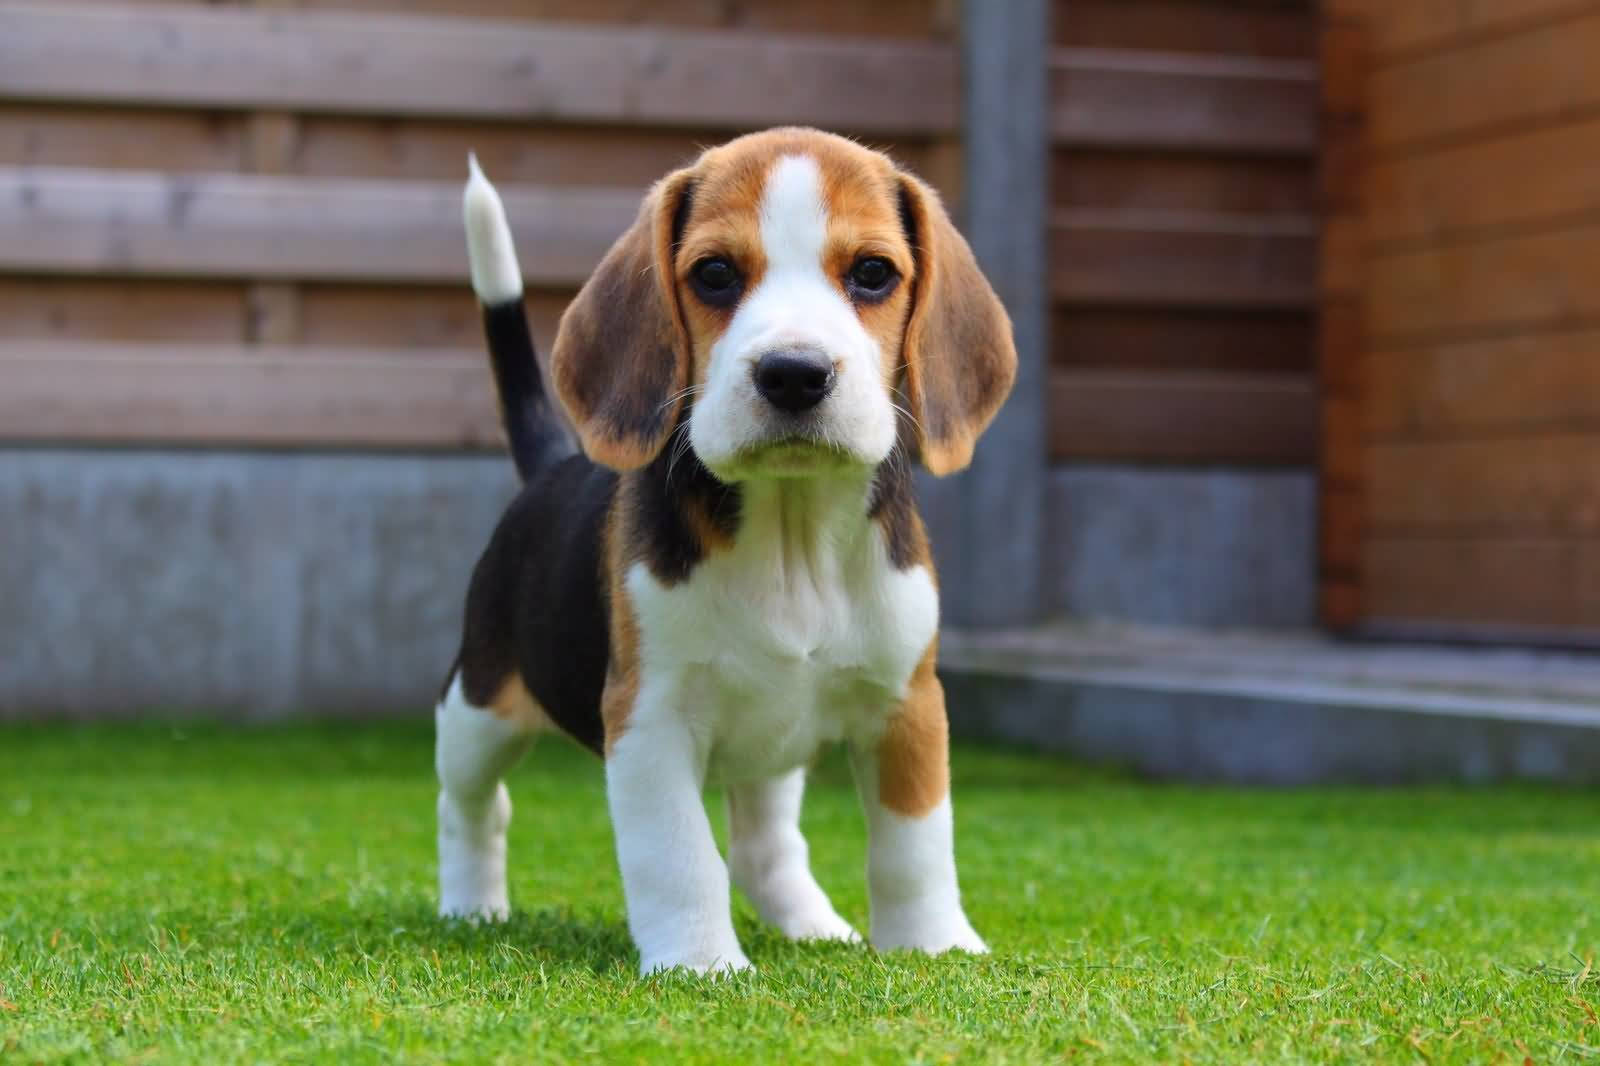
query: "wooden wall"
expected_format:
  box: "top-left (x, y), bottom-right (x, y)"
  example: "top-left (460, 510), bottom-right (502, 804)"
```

top-left (2, 0), bottom-right (1327, 473)
top-left (0, 0), bottom-right (961, 448)
top-left (1049, 0), bottom-right (1321, 466)
top-left (1324, 0), bottom-right (1600, 641)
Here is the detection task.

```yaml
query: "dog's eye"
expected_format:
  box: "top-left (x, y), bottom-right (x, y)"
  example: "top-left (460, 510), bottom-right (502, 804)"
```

top-left (847, 256), bottom-right (897, 300)
top-left (691, 257), bottom-right (741, 304)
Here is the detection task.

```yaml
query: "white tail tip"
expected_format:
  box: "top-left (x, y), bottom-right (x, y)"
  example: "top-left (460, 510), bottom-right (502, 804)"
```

top-left (463, 153), bottom-right (523, 306)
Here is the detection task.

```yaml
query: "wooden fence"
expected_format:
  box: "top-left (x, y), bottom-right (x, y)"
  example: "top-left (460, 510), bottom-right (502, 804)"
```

top-left (0, 0), bottom-right (1323, 475)
top-left (1321, 0), bottom-right (1600, 642)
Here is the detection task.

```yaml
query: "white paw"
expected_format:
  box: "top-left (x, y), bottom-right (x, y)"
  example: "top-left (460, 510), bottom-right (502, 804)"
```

top-left (871, 906), bottom-right (988, 956)
top-left (775, 907), bottom-right (861, 944)
top-left (640, 948), bottom-right (753, 977)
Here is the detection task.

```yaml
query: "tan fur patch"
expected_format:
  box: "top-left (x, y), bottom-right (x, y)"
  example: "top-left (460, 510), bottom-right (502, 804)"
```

top-left (896, 173), bottom-right (1018, 476)
top-left (877, 643), bottom-right (950, 817)
top-left (485, 673), bottom-right (548, 730)
top-left (601, 493), bottom-right (641, 755)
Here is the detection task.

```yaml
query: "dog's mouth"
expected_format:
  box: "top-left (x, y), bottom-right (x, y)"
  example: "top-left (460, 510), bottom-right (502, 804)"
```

top-left (722, 436), bottom-right (864, 479)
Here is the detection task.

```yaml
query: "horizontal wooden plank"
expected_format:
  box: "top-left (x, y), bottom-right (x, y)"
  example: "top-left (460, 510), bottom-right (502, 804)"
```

top-left (0, 4), bottom-right (1315, 156)
top-left (0, 104), bottom-right (247, 172)
top-left (1052, 308), bottom-right (1314, 373)
top-left (0, 167), bottom-right (635, 284)
top-left (1349, 0), bottom-right (1584, 61)
top-left (294, 0), bottom-right (951, 39)
top-left (1051, 49), bottom-right (1318, 155)
top-left (1370, 10), bottom-right (1600, 151)
top-left (0, 277), bottom-right (247, 341)
top-left (297, 285), bottom-right (570, 351)
top-left (1052, 151), bottom-right (1316, 214)
top-left (1051, 209), bottom-right (1317, 309)
top-left (1367, 435), bottom-right (1600, 534)
top-left (0, 3), bottom-right (958, 135)
top-left (1056, 1), bottom-right (1315, 58)
top-left (1365, 535), bottom-right (1600, 632)
top-left (1368, 220), bottom-right (1600, 340)
top-left (0, 341), bottom-right (500, 448)
top-left (1048, 369), bottom-right (1317, 464)
top-left (1368, 115), bottom-right (1600, 246)
top-left (1369, 329), bottom-right (1600, 439)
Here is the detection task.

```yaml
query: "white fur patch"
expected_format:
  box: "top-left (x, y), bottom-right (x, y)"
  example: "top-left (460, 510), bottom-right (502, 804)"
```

top-left (690, 154), bottom-right (898, 477)
top-left (627, 478), bottom-right (938, 786)
top-left (435, 674), bottom-right (539, 921)
top-left (462, 154), bottom-right (523, 306)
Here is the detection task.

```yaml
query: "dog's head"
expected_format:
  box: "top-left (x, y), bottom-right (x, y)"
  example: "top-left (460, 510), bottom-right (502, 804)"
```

top-left (551, 127), bottom-right (1016, 480)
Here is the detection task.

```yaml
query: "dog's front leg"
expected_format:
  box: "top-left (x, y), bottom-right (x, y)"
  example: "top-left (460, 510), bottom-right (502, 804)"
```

top-left (850, 669), bottom-right (986, 956)
top-left (606, 696), bottom-right (749, 976)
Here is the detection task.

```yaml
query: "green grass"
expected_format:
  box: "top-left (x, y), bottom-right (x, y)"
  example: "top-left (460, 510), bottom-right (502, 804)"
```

top-left (1, 721), bottom-right (1597, 1064)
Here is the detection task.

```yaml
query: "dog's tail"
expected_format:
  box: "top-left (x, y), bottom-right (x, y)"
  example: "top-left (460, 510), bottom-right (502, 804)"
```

top-left (463, 154), bottom-right (570, 483)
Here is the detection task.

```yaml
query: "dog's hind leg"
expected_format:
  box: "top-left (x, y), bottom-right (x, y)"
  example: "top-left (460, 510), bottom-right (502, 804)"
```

top-left (435, 672), bottom-right (542, 921)
top-left (726, 768), bottom-right (859, 943)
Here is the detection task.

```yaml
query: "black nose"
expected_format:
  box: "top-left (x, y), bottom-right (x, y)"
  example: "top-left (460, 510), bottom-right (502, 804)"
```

top-left (753, 349), bottom-right (835, 413)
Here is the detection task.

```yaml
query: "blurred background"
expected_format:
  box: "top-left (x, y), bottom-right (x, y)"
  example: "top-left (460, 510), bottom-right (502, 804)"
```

top-left (2, 0), bottom-right (1597, 783)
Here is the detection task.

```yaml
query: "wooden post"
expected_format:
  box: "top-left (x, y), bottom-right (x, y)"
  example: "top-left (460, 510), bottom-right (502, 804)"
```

top-left (927, 0), bottom-right (1050, 628)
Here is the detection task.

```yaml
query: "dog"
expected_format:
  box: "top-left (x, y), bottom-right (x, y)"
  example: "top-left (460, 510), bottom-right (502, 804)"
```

top-left (435, 127), bottom-right (1017, 975)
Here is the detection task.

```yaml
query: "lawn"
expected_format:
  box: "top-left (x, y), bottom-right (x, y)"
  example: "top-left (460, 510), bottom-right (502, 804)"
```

top-left (1, 721), bottom-right (1596, 1064)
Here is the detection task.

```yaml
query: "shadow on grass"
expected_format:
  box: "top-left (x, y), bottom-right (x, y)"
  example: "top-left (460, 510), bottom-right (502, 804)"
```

top-left (124, 901), bottom-right (640, 977)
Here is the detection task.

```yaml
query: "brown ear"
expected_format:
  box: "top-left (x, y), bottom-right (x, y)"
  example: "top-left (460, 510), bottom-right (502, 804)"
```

top-left (551, 170), bottom-right (694, 470)
top-left (897, 174), bottom-right (1018, 476)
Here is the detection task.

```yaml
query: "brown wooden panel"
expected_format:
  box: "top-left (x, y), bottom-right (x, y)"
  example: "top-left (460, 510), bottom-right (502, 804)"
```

top-left (1321, 393), bottom-right (1363, 486)
top-left (1056, 1), bottom-right (1315, 58)
top-left (1368, 115), bottom-right (1600, 246)
top-left (1319, 575), bottom-right (1363, 630)
top-left (0, 167), bottom-right (636, 284)
top-left (1353, 0), bottom-right (1584, 61)
top-left (1368, 221), bottom-right (1600, 340)
top-left (1052, 308), bottom-right (1314, 372)
top-left (298, 285), bottom-right (571, 352)
top-left (1367, 435), bottom-right (1600, 533)
top-left (1052, 151), bottom-right (1315, 214)
top-left (289, 118), bottom-right (950, 194)
top-left (1319, 19), bottom-right (1367, 121)
top-left (1051, 50), bottom-right (1318, 155)
top-left (1368, 330), bottom-right (1600, 439)
top-left (0, 104), bottom-right (246, 171)
top-left (1370, 10), bottom-right (1600, 151)
top-left (1049, 369), bottom-right (1317, 464)
top-left (0, 4), bottom-right (958, 135)
top-left (0, 341), bottom-right (499, 449)
top-left (1320, 483), bottom-right (1363, 574)
top-left (0, 278), bottom-right (247, 341)
top-left (1364, 536), bottom-right (1600, 631)
top-left (1052, 210), bottom-right (1316, 309)
top-left (1319, 298), bottom-right (1363, 396)
top-left (1319, 214), bottom-right (1363, 297)
top-left (288, 0), bottom-right (951, 38)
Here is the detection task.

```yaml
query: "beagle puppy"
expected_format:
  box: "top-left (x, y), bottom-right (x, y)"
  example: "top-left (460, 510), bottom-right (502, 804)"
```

top-left (436, 127), bottom-right (1016, 975)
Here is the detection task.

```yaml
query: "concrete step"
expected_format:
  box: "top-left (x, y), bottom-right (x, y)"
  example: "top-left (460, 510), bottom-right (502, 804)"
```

top-left (939, 622), bottom-right (1600, 784)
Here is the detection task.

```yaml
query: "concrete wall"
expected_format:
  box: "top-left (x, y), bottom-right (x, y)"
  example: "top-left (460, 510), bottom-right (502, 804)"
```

top-left (1044, 466), bottom-right (1317, 629)
top-left (1, 451), bottom-right (1318, 717)
top-left (1, 449), bottom-right (515, 718)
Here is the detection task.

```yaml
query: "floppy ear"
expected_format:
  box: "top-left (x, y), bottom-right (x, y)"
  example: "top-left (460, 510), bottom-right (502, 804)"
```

top-left (551, 169), bottom-right (694, 470)
top-left (897, 173), bottom-right (1018, 476)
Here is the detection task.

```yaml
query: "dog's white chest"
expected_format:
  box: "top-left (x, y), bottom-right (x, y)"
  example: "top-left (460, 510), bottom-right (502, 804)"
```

top-left (627, 520), bottom-right (938, 784)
